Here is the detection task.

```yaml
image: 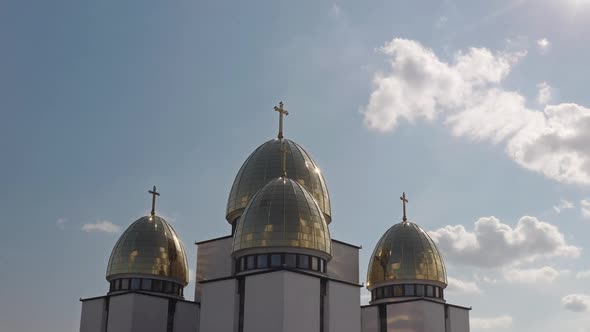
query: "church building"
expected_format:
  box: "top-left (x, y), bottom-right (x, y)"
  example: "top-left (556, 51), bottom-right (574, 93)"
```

top-left (79, 102), bottom-right (471, 332)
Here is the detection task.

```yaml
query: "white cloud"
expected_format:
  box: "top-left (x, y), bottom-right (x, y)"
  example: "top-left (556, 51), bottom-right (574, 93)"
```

top-left (81, 220), bottom-right (120, 233)
top-left (580, 200), bottom-right (590, 218)
top-left (505, 36), bottom-right (529, 53)
top-left (478, 275), bottom-right (499, 284)
top-left (471, 315), bottom-right (513, 329)
top-left (537, 81), bottom-right (552, 105)
top-left (537, 38), bottom-right (550, 52)
top-left (503, 266), bottom-right (562, 283)
top-left (56, 218), bottom-right (66, 230)
top-left (362, 38), bottom-right (590, 185)
top-left (576, 270), bottom-right (590, 279)
top-left (562, 294), bottom-right (590, 312)
top-left (554, 199), bottom-right (574, 213)
top-left (446, 277), bottom-right (482, 294)
top-left (429, 216), bottom-right (580, 267)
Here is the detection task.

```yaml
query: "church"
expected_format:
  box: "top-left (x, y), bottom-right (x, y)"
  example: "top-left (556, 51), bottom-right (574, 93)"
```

top-left (79, 102), bottom-right (471, 332)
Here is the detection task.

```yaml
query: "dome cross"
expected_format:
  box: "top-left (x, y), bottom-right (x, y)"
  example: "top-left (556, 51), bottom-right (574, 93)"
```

top-left (148, 186), bottom-right (160, 217)
top-left (400, 192), bottom-right (408, 223)
top-left (274, 101), bottom-right (289, 139)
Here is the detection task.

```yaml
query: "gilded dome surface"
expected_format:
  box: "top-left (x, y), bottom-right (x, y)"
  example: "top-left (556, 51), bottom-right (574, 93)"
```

top-left (106, 215), bottom-right (189, 286)
top-left (226, 139), bottom-right (331, 224)
top-left (367, 222), bottom-right (447, 288)
top-left (232, 177), bottom-right (332, 257)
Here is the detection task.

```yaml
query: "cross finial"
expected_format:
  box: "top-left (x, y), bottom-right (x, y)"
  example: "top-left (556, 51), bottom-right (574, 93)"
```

top-left (274, 101), bottom-right (289, 139)
top-left (400, 192), bottom-right (408, 223)
top-left (148, 185), bottom-right (160, 217)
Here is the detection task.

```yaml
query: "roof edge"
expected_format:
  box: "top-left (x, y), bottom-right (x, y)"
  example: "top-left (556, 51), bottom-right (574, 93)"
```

top-left (195, 234), bottom-right (233, 245)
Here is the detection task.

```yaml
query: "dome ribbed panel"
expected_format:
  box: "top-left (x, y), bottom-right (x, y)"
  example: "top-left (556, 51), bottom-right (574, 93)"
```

top-left (232, 178), bottom-right (331, 256)
top-left (106, 216), bottom-right (189, 286)
top-left (226, 139), bottom-right (331, 224)
top-left (367, 222), bottom-right (447, 288)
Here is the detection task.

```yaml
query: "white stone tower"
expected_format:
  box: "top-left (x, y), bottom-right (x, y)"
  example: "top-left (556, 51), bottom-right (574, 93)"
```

top-left (361, 193), bottom-right (470, 332)
top-left (196, 102), bottom-right (361, 332)
top-left (79, 187), bottom-right (199, 332)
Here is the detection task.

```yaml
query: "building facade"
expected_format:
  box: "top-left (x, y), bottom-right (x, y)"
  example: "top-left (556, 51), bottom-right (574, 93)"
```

top-left (80, 103), bottom-right (470, 332)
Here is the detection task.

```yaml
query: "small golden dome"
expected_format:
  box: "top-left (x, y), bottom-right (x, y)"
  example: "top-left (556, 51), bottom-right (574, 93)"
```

top-left (106, 215), bottom-right (189, 286)
top-left (367, 222), bottom-right (447, 288)
top-left (232, 177), bottom-right (332, 258)
top-left (226, 139), bottom-right (331, 225)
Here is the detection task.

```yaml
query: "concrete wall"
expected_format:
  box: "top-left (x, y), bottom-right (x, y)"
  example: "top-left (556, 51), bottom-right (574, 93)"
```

top-left (386, 301), bottom-right (422, 331)
top-left (80, 298), bottom-right (106, 332)
top-left (80, 293), bottom-right (199, 332)
top-left (421, 301), bottom-right (445, 332)
top-left (107, 293), bottom-right (170, 332)
top-left (361, 306), bottom-right (378, 332)
top-left (360, 300), bottom-right (456, 332)
top-left (385, 300), bottom-right (445, 332)
top-left (328, 240), bottom-right (359, 284)
top-left (195, 237), bottom-right (233, 301)
top-left (174, 301), bottom-right (200, 332)
top-left (81, 293), bottom-right (198, 332)
top-left (106, 294), bottom-right (135, 332)
top-left (328, 281), bottom-right (360, 332)
top-left (128, 293), bottom-right (169, 332)
top-left (199, 279), bottom-right (237, 332)
top-left (283, 272), bottom-right (320, 332)
top-left (244, 272), bottom-right (285, 332)
top-left (447, 305), bottom-right (470, 332)
top-left (243, 271), bottom-right (321, 332)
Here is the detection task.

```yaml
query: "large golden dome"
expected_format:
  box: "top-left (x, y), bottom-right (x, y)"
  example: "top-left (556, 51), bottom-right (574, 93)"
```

top-left (367, 221), bottom-right (447, 288)
top-left (232, 177), bottom-right (332, 258)
top-left (106, 215), bottom-right (189, 286)
top-left (226, 139), bottom-right (331, 225)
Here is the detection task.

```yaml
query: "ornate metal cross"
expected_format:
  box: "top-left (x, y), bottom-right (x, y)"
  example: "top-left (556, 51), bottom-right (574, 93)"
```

top-left (400, 192), bottom-right (408, 223)
top-left (273, 101), bottom-right (289, 139)
top-left (148, 185), bottom-right (160, 217)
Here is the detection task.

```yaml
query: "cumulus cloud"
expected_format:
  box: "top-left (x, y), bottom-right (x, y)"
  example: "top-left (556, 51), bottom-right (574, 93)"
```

top-left (537, 82), bottom-right (552, 105)
top-left (537, 38), bottom-right (550, 52)
top-left (428, 216), bottom-right (580, 267)
top-left (576, 270), bottom-right (590, 279)
top-left (471, 315), bottom-right (513, 329)
top-left (476, 274), bottom-right (499, 284)
top-left (503, 266), bottom-right (563, 283)
top-left (81, 220), bottom-right (120, 233)
top-left (580, 200), bottom-right (590, 219)
top-left (362, 38), bottom-right (590, 184)
top-left (446, 277), bottom-right (482, 294)
top-left (56, 218), bottom-right (66, 230)
top-left (562, 294), bottom-right (590, 312)
top-left (554, 199), bottom-right (574, 213)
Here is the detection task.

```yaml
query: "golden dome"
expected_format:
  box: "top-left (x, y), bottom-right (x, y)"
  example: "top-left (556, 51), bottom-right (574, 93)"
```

top-left (232, 177), bottom-right (332, 258)
top-left (106, 215), bottom-right (189, 286)
top-left (226, 139), bottom-right (331, 224)
top-left (367, 222), bottom-right (447, 288)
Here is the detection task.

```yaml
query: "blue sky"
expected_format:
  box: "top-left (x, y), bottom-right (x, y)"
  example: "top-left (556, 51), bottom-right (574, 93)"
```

top-left (1, 0), bottom-right (590, 331)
